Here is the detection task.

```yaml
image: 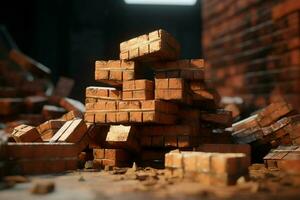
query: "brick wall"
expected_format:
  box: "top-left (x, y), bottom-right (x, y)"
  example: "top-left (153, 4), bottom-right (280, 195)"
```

top-left (202, 0), bottom-right (300, 111)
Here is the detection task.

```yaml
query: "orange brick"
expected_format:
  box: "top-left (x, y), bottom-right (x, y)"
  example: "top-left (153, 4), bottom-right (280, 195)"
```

top-left (104, 125), bottom-right (139, 152)
top-left (11, 125), bottom-right (42, 142)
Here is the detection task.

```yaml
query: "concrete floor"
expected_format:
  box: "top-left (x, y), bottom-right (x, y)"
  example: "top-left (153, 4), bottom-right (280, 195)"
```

top-left (1, 165), bottom-right (300, 200)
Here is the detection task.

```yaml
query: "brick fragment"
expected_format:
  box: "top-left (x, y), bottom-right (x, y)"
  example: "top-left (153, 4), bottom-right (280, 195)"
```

top-left (103, 125), bottom-right (139, 152)
top-left (37, 120), bottom-right (66, 141)
top-left (50, 119), bottom-right (87, 143)
top-left (11, 125), bottom-right (42, 142)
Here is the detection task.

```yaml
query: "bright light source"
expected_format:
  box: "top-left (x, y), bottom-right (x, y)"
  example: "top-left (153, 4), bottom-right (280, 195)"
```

top-left (124, 0), bottom-right (197, 6)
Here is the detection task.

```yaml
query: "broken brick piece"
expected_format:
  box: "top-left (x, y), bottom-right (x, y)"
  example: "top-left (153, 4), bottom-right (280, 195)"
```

top-left (37, 120), bottom-right (66, 141)
top-left (11, 125), bottom-right (42, 142)
top-left (50, 119), bottom-right (87, 143)
top-left (103, 125), bottom-right (139, 153)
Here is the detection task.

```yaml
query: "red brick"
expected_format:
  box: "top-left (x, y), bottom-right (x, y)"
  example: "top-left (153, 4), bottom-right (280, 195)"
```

top-left (11, 125), bottom-right (42, 142)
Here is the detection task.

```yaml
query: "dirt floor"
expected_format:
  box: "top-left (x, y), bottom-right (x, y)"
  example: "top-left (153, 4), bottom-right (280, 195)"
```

top-left (0, 164), bottom-right (300, 200)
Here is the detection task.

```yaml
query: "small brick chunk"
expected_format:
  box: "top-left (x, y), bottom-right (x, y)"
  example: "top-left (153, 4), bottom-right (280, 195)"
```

top-left (50, 119), bottom-right (87, 143)
top-left (11, 125), bottom-right (42, 142)
top-left (37, 120), bottom-right (66, 141)
top-left (120, 29), bottom-right (180, 61)
top-left (122, 79), bottom-right (154, 100)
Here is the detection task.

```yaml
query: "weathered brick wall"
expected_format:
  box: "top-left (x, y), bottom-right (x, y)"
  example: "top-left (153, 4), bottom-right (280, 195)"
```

top-left (202, 0), bottom-right (300, 111)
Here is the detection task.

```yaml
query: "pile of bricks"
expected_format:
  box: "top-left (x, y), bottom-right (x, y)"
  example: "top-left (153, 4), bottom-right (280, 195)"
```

top-left (0, 27), bottom-right (84, 136)
top-left (85, 29), bottom-right (234, 169)
top-left (202, 0), bottom-right (300, 113)
top-left (232, 99), bottom-right (300, 162)
top-left (3, 110), bottom-right (93, 174)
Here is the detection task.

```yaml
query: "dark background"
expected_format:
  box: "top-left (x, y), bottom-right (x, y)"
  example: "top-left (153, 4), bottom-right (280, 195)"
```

top-left (0, 0), bottom-right (202, 101)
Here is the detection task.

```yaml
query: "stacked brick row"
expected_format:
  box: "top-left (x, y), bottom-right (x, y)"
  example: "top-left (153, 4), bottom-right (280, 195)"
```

top-left (202, 0), bottom-right (300, 112)
top-left (85, 29), bottom-right (234, 169)
top-left (232, 99), bottom-right (300, 162)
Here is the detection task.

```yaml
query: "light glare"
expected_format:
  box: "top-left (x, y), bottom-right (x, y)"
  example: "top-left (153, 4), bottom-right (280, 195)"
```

top-left (124, 0), bottom-right (197, 6)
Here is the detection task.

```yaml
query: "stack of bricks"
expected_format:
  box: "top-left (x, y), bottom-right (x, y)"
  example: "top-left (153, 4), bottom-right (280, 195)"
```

top-left (231, 99), bottom-right (300, 162)
top-left (85, 29), bottom-right (233, 169)
top-left (0, 27), bottom-right (86, 136)
top-left (165, 150), bottom-right (249, 186)
top-left (2, 110), bottom-right (94, 174)
top-left (202, 0), bottom-right (300, 113)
